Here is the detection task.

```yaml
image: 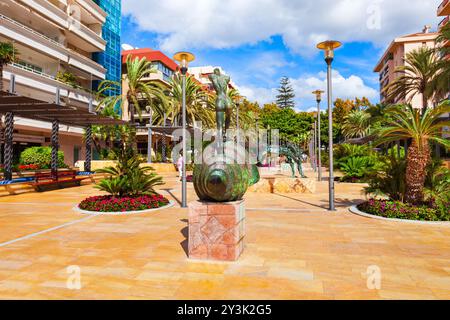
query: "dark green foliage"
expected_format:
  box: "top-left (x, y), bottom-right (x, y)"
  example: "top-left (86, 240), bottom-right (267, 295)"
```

top-left (20, 146), bottom-right (66, 169)
top-left (424, 159), bottom-right (450, 214)
top-left (276, 77), bottom-right (295, 109)
top-left (339, 156), bottom-right (375, 181)
top-left (364, 151), bottom-right (407, 201)
top-left (95, 147), bottom-right (164, 197)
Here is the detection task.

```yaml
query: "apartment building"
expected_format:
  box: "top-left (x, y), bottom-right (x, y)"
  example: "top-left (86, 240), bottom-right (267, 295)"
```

top-left (374, 26), bottom-right (437, 107)
top-left (0, 0), bottom-right (119, 166)
top-left (438, 0), bottom-right (450, 34)
top-left (93, 0), bottom-right (121, 94)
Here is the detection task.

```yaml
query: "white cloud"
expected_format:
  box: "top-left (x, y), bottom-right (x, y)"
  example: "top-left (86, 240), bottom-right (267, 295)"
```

top-left (123, 0), bottom-right (440, 54)
top-left (239, 70), bottom-right (378, 109)
top-left (239, 86), bottom-right (276, 105)
top-left (292, 70), bottom-right (378, 102)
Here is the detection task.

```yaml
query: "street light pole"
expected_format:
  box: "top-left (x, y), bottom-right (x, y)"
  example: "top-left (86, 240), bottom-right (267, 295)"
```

top-left (312, 90), bottom-right (324, 182)
top-left (313, 121), bottom-right (317, 172)
top-left (173, 52), bottom-right (195, 208)
top-left (317, 40), bottom-right (341, 212)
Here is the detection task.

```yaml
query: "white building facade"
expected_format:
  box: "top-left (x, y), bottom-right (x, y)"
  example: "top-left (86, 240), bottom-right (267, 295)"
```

top-left (0, 0), bottom-right (108, 165)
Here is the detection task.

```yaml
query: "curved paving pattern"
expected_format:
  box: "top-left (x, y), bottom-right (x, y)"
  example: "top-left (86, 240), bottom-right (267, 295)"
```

top-left (0, 173), bottom-right (449, 299)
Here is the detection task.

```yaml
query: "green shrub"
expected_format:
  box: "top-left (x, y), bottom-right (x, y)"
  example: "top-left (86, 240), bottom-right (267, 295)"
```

top-left (20, 146), bottom-right (66, 169)
top-left (339, 156), bottom-right (375, 182)
top-left (364, 151), bottom-right (407, 201)
top-left (95, 147), bottom-right (164, 197)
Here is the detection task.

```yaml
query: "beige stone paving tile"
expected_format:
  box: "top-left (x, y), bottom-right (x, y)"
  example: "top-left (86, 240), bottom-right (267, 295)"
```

top-left (378, 287), bottom-right (436, 300)
top-left (267, 267), bottom-right (315, 281)
top-left (135, 270), bottom-right (184, 282)
top-left (0, 259), bottom-right (32, 270)
top-left (0, 280), bottom-right (33, 293)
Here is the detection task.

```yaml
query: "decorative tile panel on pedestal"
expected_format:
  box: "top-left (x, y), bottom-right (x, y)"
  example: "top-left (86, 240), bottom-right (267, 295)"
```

top-left (188, 200), bottom-right (245, 261)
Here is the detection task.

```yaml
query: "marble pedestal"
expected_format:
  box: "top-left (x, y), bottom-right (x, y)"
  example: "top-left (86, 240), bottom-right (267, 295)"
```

top-left (188, 200), bottom-right (245, 261)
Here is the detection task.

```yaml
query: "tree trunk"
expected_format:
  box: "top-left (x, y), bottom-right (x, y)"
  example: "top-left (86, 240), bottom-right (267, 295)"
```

top-left (0, 64), bottom-right (4, 92)
top-left (128, 101), bottom-right (138, 153)
top-left (422, 93), bottom-right (428, 115)
top-left (405, 140), bottom-right (430, 204)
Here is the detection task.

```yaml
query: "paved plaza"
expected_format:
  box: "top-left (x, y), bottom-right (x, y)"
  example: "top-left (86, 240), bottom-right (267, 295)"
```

top-left (0, 173), bottom-right (449, 299)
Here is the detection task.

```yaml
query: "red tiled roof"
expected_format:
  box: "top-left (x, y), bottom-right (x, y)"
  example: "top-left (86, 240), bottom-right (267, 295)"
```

top-left (121, 48), bottom-right (178, 71)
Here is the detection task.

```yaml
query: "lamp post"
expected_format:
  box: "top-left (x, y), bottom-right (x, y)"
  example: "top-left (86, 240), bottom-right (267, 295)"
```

top-left (317, 40), bottom-right (341, 211)
top-left (312, 90), bottom-right (324, 182)
top-left (255, 115), bottom-right (260, 163)
top-left (234, 96), bottom-right (243, 164)
top-left (173, 51), bottom-right (195, 208)
top-left (313, 121), bottom-right (317, 172)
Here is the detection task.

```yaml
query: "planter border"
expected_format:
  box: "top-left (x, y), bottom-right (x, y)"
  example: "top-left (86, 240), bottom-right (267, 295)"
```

top-left (74, 200), bottom-right (175, 215)
top-left (349, 205), bottom-right (450, 226)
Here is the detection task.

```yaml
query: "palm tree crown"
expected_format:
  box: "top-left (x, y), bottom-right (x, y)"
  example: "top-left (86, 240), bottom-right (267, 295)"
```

top-left (386, 47), bottom-right (442, 112)
top-left (97, 55), bottom-right (167, 124)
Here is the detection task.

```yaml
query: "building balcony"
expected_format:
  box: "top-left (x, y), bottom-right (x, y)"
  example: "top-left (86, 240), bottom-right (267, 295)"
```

top-left (0, 14), bottom-right (106, 79)
top-left (73, 0), bottom-right (107, 24)
top-left (17, 0), bottom-right (106, 52)
top-left (3, 63), bottom-right (97, 109)
top-left (439, 15), bottom-right (449, 30)
top-left (141, 72), bottom-right (171, 85)
top-left (438, 0), bottom-right (450, 16)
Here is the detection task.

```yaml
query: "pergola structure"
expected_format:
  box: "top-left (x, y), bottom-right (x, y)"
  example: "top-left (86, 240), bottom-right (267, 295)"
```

top-left (0, 82), bottom-right (127, 181)
top-left (139, 125), bottom-right (197, 164)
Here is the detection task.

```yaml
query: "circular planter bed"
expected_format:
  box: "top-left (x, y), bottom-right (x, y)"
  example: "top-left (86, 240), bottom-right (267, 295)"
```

top-left (75, 194), bottom-right (173, 215)
top-left (350, 199), bottom-right (450, 225)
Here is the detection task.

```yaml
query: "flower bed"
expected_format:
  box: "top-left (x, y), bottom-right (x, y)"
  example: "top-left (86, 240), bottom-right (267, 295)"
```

top-left (358, 199), bottom-right (450, 222)
top-left (78, 194), bottom-right (169, 213)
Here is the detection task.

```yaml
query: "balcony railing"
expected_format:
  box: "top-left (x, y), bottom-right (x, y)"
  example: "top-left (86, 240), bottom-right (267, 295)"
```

top-left (439, 0), bottom-right (449, 12)
top-left (439, 15), bottom-right (449, 29)
top-left (0, 13), bottom-right (63, 48)
top-left (0, 14), bottom-right (105, 76)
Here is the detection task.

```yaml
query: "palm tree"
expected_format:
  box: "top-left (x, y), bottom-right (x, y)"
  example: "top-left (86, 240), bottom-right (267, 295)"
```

top-left (386, 47), bottom-right (442, 113)
top-left (342, 109), bottom-right (371, 139)
top-left (434, 23), bottom-right (450, 101)
top-left (97, 55), bottom-right (168, 124)
top-left (376, 102), bottom-right (450, 204)
top-left (167, 74), bottom-right (214, 128)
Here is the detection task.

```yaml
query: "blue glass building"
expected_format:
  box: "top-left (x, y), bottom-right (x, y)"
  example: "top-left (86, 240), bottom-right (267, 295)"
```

top-left (93, 0), bottom-right (121, 95)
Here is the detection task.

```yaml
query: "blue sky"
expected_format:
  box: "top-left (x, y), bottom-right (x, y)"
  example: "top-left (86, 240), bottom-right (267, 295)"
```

top-left (121, 0), bottom-right (441, 111)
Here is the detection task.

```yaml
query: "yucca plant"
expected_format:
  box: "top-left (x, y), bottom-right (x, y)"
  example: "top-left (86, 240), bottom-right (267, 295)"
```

top-left (376, 102), bottom-right (450, 203)
top-left (95, 147), bottom-right (164, 197)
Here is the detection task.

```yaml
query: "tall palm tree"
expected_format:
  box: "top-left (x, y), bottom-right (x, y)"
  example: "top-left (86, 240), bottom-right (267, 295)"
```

top-left (97, 55), bottom-right (168, 124)
top-left (168, 74), bottom-right (214, 128)
top-left (386, 47), bottom-right (442, 113)
top-left (342, 109), bottom-right (371, 139)
top-left (376, 102), bottom-right (450, 204)
top-left (434, 23), bottom-right (450, 101)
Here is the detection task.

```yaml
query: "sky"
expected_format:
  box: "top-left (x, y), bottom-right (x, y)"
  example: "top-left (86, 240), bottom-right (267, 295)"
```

top-left (121, 0), bottom-right (442, 112)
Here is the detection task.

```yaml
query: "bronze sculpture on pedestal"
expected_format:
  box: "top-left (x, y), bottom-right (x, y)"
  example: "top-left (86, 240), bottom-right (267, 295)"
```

top-left (193, 69), bottom-right (259, 202)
